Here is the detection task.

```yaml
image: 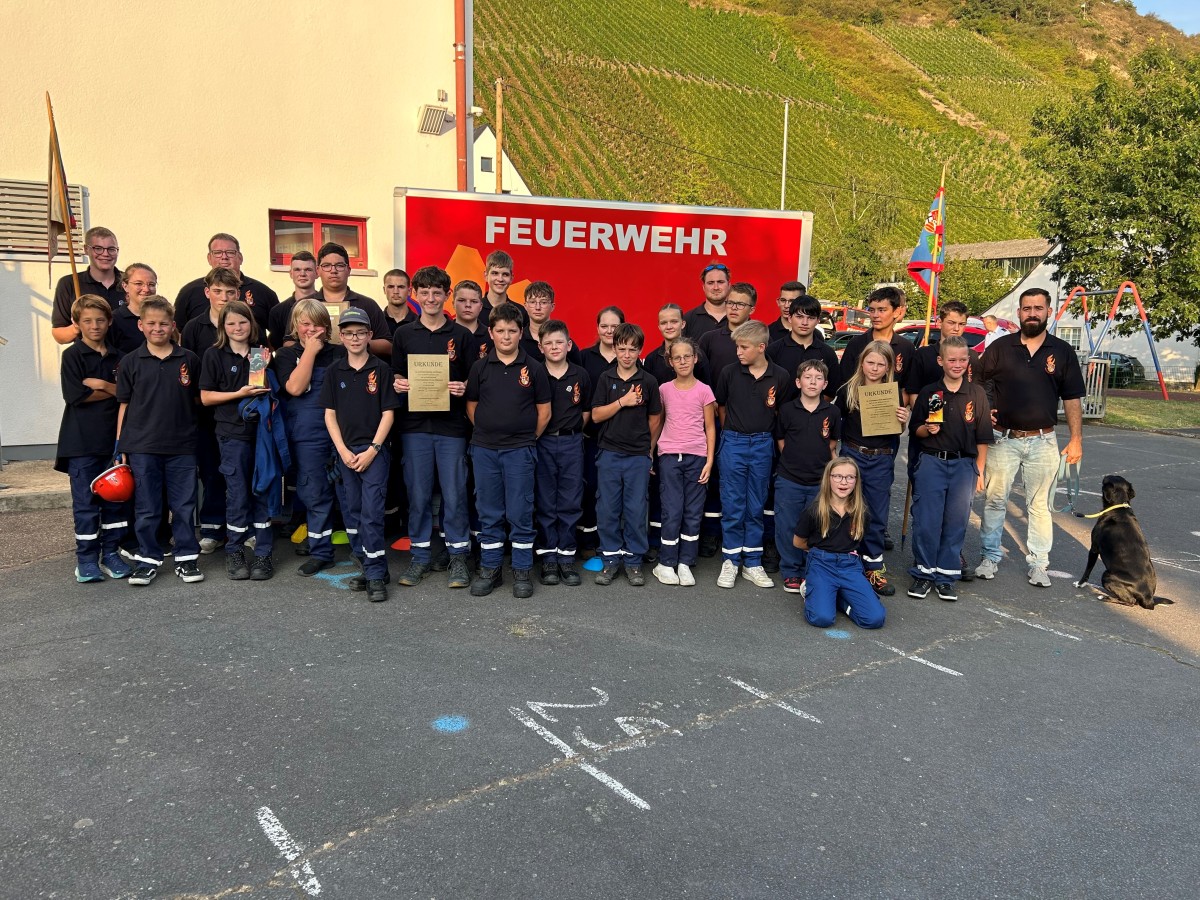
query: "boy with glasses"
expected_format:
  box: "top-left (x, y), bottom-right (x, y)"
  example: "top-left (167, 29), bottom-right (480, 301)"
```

top-left (52, 226), bottom-right (124, 345)
top-left (320, 307), bottom-right (399, 603)
top-left (315, 242), bottom-right (391, 357)
top-left (518, 281), bottom-right (582, 364)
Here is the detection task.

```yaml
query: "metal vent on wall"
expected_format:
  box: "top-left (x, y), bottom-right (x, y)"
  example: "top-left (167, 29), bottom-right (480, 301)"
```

top-left (417, 104), bottom-right (449, 135)
top-left (0, 178), bottom-right (86, 258)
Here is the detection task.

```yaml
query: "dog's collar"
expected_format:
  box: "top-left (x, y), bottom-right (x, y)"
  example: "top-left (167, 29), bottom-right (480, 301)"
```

top-left (1081, 502), bottom-right (1132, 519)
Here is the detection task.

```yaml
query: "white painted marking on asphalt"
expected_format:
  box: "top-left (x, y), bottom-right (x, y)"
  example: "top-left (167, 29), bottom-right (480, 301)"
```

top-left (509, 707), bottom-right (651, 810)
top-left (1048, 570), bottom-right (1073, 579)
top-left (874, 642), bottom-right (964, 677)
top-left (985, 607), bottom-right (1082, 641)
top-left (527, 687), bottom-right (609, 723)
top-left (1151, 557), bottom-right (1200, 575)
top-left (725, 677), bottom-right (822, 723)
top-left (255, 806), bottom-right (322, 896)
top-left (1191, 531), bottom-right (1200, 538)
top-left (1056, 487), bottom-right (1102, 496)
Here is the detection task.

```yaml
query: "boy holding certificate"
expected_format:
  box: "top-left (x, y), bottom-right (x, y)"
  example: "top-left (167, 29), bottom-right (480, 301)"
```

top-left (390, 266), bottom-right (475, 590)
top-left (906, 336), bottom-right (992, 602)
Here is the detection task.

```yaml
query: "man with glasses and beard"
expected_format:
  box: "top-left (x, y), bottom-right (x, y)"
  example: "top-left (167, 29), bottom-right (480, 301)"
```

top-left (975, 288), bottom-right (1085, 588)
top-left (52, 227), bottom-right (125, 344)
top-left (174, 233), bottom-right (279, 342)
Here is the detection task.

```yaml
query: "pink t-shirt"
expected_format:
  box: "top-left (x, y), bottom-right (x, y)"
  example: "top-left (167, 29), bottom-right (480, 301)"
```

top-left (658, 379), bottom-right (716, 457)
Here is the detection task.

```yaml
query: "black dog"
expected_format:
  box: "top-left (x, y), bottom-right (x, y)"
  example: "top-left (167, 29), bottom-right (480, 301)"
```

top-left (1074, 475), bottom-right (1171, 610)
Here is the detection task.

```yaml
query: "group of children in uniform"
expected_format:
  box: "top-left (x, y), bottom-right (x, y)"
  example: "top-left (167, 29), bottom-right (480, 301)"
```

top-left (58, 250), bottom-right (993, 627)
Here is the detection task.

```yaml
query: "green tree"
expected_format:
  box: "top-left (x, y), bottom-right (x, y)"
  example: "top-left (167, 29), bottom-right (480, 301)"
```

top-left (1026, 46), bottom-right (1200, 345)
top-left (937, 258), bottom-right (1012, 317)
top-left (809, 177), bottom-right (901, 303)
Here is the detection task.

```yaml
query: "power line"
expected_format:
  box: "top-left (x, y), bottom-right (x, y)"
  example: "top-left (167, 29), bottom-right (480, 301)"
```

top-left (501, 81), bottom-right (1023, 214)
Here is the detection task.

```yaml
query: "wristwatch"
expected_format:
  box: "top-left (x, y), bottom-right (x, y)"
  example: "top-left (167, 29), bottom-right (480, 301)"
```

top-left (370, 442), bottom-right (383, 452)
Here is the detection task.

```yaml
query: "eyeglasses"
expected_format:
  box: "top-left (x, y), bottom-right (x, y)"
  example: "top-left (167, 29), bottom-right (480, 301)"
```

top-left (127, 280), bottom-right (157, 290)
top-left (525, 298), bottom-right (553, 307)
top-left (340, 329), bottom-right (369, 339)
top-left (670, 353), bottom-right (695, 362)
top-left (725, 301), bottom-right (753, 310)
top-left (320, 262), bottom-right (349, 272)
top-left (830, 474), bottom-right (857, 482)
top-left (209, 249), bottom-right (239, 258)
top-left (88, 245), bottom-right (119, 255)
top-left (702, 263), bottom-right (729, 274)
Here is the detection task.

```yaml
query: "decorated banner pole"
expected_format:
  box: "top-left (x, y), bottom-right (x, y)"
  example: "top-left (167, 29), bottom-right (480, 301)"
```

top-left (46, 92), bottom-right (80, 298)
top-left (901, 167), bottom-right (947, 551)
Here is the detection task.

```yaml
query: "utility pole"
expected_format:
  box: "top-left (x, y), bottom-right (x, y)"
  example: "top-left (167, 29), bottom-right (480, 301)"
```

top-left (495, 78), bottom-right (504, 194)
top-left (780, 99), bottom-right (790, 211)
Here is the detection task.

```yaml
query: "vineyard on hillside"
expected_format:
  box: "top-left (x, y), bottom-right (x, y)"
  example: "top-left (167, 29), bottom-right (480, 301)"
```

top-left (474, 0), bottom-right (1077, 245)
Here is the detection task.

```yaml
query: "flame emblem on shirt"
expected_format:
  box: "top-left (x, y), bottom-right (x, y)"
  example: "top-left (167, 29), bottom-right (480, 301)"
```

top-left (894, 353), bottom-right (903, 373)
top-left (766, 385), bottom-right (777, 408)
top-left (628, 384), bottom-right (643, 406)
top-left (367, 370), bottom-right (378, 394)
top-left (519, 366), bottom-right (530, 387)
top-left (179, 362), bottom-right (190, 386)
top-left (572, 382), bottom-right (581, 404)
top-left (964, 401), bottom-right (975, 423)
top-left (1045, 354), bottom-right (1056, 374)
top-left (967, 363), bottom-right (974, 382)
top-left (446, 338), bottom-right (457, 361)
top-left (244, 290), bottom-right (254, 306)
top-left (479, 342), bottom-right (489, 359)
top-left (821, 416), bottom-right (830, 439)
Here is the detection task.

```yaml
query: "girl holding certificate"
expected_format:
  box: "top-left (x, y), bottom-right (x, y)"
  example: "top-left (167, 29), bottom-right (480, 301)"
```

top-left (834, 340), bottom-right (909, 597)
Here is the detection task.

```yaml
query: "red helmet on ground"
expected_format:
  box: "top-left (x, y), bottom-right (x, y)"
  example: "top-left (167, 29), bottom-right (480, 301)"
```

top-left (91, 463), bottom-right (134, 503)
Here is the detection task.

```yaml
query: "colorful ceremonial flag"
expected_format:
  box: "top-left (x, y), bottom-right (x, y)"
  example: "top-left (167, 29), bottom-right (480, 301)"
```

top-left (907, 186), bottom-right (945, 296)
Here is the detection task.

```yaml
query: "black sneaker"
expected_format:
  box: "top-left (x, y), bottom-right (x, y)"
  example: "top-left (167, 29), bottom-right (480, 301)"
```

top-left (298, 558), bottom-right (334, 577)
top-left (447, 555), bottom-right (471, 589)
top-left (430, 548), bottom-right (451, 572)
top-left (175, 561), bottom-right (205, 583)
top-left (643, 545), bottom-right (660, 564)
top-left (540, 561), bottom-right (561, 585)
top-left (294, 538), bottom-right (311, 557)
top-left (908, 578), bottom-right (933, 599)
top-left (350, 571), bottom-right (391, 591)
top-left (128, 564), bottom-right (158, 586)
top-left (249, 555), bottom-right (274, 581)
top-left (513, 568), bottom-right (534, 598)
top-left (698, 534), bottom-right (718, 558)
top-left (936, 582), bottom-right (958, 602)
top-left (558, 561), bottom-right (582, 586)
top-left (626, 564), bottom-right (645, 587)
top-left (470, 566), bottom-right (503, 596)
top-left (866, 569), bottom-right (895, 597)
top-left (397, 561), bottom-right (430, 586)
top-left (594, 560), bottom-right (621, 586)
top-left (762, 545), bottom-right (781, 574)
top-left (366, 578), bottom-right (389, 602)
top-left (227, 549), bottom-right (250, 581)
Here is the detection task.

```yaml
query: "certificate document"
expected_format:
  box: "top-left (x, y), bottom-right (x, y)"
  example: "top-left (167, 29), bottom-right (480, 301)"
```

top-left (858, 382), bottom-right (902, 436)
top-left (407, 354), bottom-right (450, 412)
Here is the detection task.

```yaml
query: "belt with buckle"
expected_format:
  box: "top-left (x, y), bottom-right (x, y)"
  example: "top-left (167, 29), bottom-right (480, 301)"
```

top-left (845, 441), bottom-right (894, 457)
top-left (544, 427), bottom-right (582, 437)
top-left (1004, 427), bottom-right (1054, 438)
top-left (921, 449), bottom-right (972, 461)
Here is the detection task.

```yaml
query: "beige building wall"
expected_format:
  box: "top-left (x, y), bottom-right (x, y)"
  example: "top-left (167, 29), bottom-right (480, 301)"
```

top-left (0, 0), bottom-right (465, 453)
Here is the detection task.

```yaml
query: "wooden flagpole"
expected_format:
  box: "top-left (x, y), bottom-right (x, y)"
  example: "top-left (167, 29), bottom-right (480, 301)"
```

top-left (46, 92), bottom-right (81, 300)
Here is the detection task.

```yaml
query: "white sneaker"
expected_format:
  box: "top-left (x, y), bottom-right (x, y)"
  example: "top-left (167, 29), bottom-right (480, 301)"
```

top-left (741, 565), bottom-right (775, 589)
top-left (677, 564), bottom-right (695, 587)
top-left (1028, 565), bottom-right (1051, 588)
top-left (199, 537), bottom-right (224, 555)
top-left (975, 558), bottom-right (999, 580)
top-left (653, 563), bottom-right (680, 585)
top-left (717, 560), bottom-right (738, 589)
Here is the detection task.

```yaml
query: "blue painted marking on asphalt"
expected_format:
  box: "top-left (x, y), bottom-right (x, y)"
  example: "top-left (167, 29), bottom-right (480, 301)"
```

top-left (314, 563), bottom-right (359, 590)
top-left (824, 629), bottom-right (852, 640)
top-left (433, 715), bottom-right (469, 733)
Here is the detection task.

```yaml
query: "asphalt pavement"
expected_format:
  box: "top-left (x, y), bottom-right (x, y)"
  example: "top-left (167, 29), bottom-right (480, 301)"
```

top-left (0, 424), bottom-right (1196, 899)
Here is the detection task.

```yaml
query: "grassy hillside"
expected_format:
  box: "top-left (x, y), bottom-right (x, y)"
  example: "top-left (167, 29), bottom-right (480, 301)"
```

top-left (474, 0), bottom-right (1196, 258)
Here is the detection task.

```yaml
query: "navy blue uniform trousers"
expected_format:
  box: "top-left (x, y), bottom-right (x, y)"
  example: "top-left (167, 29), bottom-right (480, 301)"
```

top-left (535, 433), bottom-right (584, 563)
top-left (335, 444), bottom-right (390, 580)
top-left (907, 454), bottom-right (977, 585)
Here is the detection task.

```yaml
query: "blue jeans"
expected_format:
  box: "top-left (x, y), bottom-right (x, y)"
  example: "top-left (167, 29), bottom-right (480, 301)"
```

top-left (773, 478), bottom-right (820, 579)
top-left (128, 452), bottom-right (200, 566)
top-left (472, 445), bottom-right (537, 570)
top-left (657, 453), bottom-right (706, 567)
top-left (67, 455), bottom-right (129, 563)
top-left (908, 454), bottom-right (977, 585)
top-left (595, 449), bottom-right (651, 565)
top-left (401, 432), bottom-right (470, 563)
top-left (218, 436), bottom-right (274, 558)
top-left (718, 431), bottom-right (774, 566)
top-left (805, 548), bottom-right (886, 630)
top-left (843, 445), bottom-right (897, 572)
top-left (336, 444), bottom-right (390, 580)
top-left (980, 430), bottom-right (1059, 569)
top-left (536, 433), bottom-right (584, 563)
